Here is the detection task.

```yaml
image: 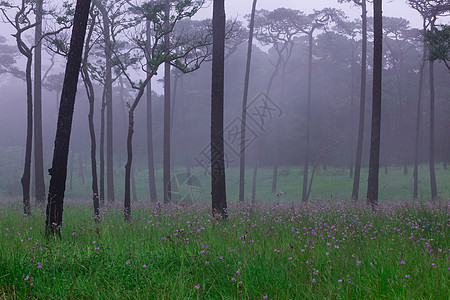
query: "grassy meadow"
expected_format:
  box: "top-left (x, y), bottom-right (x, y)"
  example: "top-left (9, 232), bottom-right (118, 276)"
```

top-left (0, 200), bottom-right (449, 299)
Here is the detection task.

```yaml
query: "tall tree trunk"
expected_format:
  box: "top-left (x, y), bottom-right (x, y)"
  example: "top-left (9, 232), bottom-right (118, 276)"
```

top-left (413, 22), bottom-right (427, 200)
top-left (46, 0), bottom-right (91, 235)
top-left (124, 77), bottom-right (151, 220)
top-left (302, 32), bottom-right (313, 202)
top-left (179, 75), bottom-right (192, 185)
top-left (163, 0), bottom-right (171, 204)
top-left (429, 44), bottom-right (438, 201)
top-left (99, 90), bottom-right (106, 205)
top-left (272, 70), bottom-right (285, 193)
top-left (80, 10), bottom-right (99, 216)
top-left (146, 21), bottom-right (158, 202)
top-left (349, 40), bottom-right (356, 179)
top-left (21, 53), bottom-right (32, 215)
top-left (34, 0), bottom-right (45, 206)
top-left (352, 0), bottom-right (367, 201)
top-left (211, 0), bottom-right (227, 219)
top-left (97, 2), bottom-right (114, 202)
top-left (239, 0), bottom-right (257, 203)
top-left (81, 35), bottom-right (100, 217)
top-left (84, 75), bottom-right (100, 218)
top-left (366, 0), bottom-right (382, 208)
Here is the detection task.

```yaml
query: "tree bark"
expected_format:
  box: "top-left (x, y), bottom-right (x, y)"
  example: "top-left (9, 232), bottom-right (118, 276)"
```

top-left (21, 49), bottom-right (32, 216)
top-left (34, 0), bottom-right (45, 206)
top-left (81, 8), bottom-right (100, 218)
top-left (366, 0), bottom-right (382, 208)
top-left (124, 77), bottom-right (151, 220)
top-left (97, 2), bottom-right (114, 203)
top-left (302, 32), bottom-right (313, 202)
top-left (429, 46), bottom-right (438, 200)
top-left (352, 0), bottom-right (367, 201)
top-left (99, 89), bottom-right (106, 205)
top-left (211, 0), bottom-right (227, 219)
top-left (46, 0), bottom-right (91, 236)
top-left (163, 0), bottom-right (171, 204)
top-left (349, 39), bottom-right (356, 179)
top-left (413, 21), bottom-right (427, 200)
top-left (239, 0), bottom-right (257, 203)
top-left (146, 20), bottom-right (158, 203)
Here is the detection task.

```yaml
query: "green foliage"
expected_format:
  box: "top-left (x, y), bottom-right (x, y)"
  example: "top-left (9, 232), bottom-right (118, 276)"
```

top-left (426, 25), bottom-right (450, 68)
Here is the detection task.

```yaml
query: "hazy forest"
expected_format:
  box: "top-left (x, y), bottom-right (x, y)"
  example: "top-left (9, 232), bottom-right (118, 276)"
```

top-left (0, 0), bottom-right (449, 298)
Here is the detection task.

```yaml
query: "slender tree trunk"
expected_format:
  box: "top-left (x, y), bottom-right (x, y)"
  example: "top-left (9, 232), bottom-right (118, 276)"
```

top-left (146, 21), bottom-right (158, 203)
top-left (124, 78), bottom-right (151, 220)
top-left (34, 0), bottom-right (45, 206)
top-left (163, 0), bottom-right (171, 204)
top-left (302, 33), bottom-right (313, 202)
top-left (413, 24), bottom-right (427, 200)
top-left (349, 40), bottom-right (356, 179)
top-left (85, 79), bottom-right (99, 217)
top-left (272, 70), bottom-right (285, 193)
top-left (97, 2), bottom-right (114, 202)
top-left (82, 53), bottom-right (100, 217)
top-left (352, 0), bottom-right (367, 201)
top-left (99, 90), bottom-right (106, 205)
top-left (366, 0), bottom-right (382, 208)
top-left (239, 0), bottom-right (257, 203)
top-left (21, 55), bottom-right (33, 215)
top-left (179, 76), bottom-right (192, 185)
top-left (211, 0), bottom-right (227, 219)
top-left (46, 0), bottom-right (91, 235)
top-left (80, 9), bottom-right (99, 217)
top-left (429, 51), bottom-right (438, 200)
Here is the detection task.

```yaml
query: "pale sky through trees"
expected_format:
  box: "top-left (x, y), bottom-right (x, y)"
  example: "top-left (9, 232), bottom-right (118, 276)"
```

top-left (196, 0), bottom-right (427, 28)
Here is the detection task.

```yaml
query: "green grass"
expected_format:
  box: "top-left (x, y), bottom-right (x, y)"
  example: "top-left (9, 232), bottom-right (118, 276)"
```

top-left (0, 200), bottom-right (448, 299)
top-left (63, 164), bottom-right (450, 203)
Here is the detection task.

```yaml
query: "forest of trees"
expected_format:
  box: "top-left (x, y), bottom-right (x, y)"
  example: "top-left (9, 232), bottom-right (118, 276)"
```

top-left (0, 0), bottom-right (449, 226)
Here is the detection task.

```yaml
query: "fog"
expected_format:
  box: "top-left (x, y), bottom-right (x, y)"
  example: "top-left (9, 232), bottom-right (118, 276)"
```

top-left (0, 0), bottom-right (449, 203)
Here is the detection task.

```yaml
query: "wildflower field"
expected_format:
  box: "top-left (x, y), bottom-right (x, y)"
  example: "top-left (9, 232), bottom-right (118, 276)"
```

top-left (0, 200), bottom-right (449, 299)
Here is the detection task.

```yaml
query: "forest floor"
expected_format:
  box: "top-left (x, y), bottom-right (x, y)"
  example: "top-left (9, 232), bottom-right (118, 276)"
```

top-left (0, 200), bottom-right (448, 299)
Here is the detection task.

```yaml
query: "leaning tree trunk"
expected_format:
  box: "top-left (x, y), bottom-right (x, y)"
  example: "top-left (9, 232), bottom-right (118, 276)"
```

top-left (302, 32), bottom-right (313, 202)
top-left (46, 0), bottom-right (91, 236)
top-left (34, 0), bottom-right (45, 206)
top-left (352, 0), bottom-right (367, 202)
top-left (238, 0), bottom-right (258, 203)
top-left (366, 0), bottom-right (382, 208)
top-left (211, 0), bottom-right (227, 219)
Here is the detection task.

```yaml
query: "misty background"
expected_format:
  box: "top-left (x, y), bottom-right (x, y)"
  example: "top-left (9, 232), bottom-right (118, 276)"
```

top-left (0, 0), bottom-right (449, 202)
